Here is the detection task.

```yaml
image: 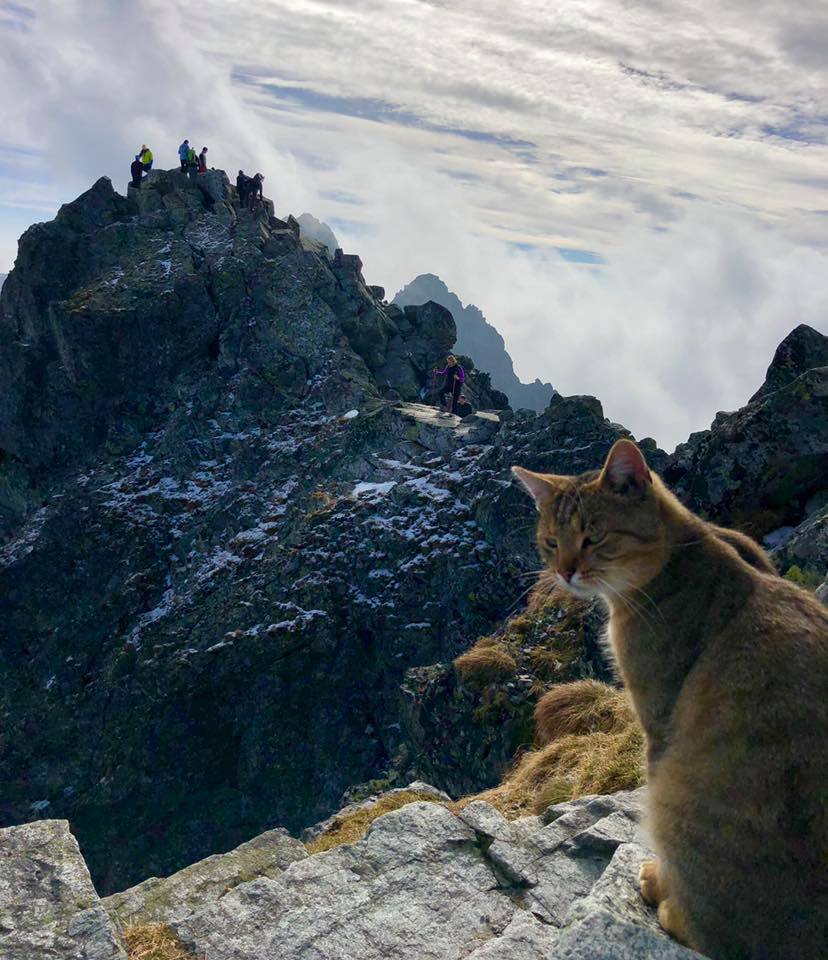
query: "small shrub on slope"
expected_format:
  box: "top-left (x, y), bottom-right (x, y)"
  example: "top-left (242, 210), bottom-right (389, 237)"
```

top-left (454, 642), bottom-right (517, 687)
top-left (452, 679), bottom-right (644, 818)
top-left (123, 923), bottom-right (199, 960)
top-left (306, 789), bottom-right (444, 854)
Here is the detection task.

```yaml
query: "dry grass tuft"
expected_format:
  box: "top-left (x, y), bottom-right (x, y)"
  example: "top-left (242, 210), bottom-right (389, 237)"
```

top-left (534, 678), bottom-right (632, 745)
top-left (305, 789), bottom-right (444, 854)
top-left (454, 642), bottom-right (517, 687)
top-left (451, 680), bottom-right (644, 819)
top-left (123, 923), bottom-right (200, 960)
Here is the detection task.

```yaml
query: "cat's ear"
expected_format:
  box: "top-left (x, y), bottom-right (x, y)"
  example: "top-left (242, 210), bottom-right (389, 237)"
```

top-left (600, 439), bottom-right (652, 495)
top-left (511, 466), bottom-right (559, 510)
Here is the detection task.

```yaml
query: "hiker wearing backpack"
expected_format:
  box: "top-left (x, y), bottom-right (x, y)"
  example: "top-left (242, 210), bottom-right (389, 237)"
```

top-left (130, 156), bottom-right (144, 189)
top-left (247, 173), bottom-right (264, 210)
top-left (236, 170), bottom-right (251, 208)
top-left (186, 145), bottom-right (198, 180)
top-left (178, 139), bottom-right (190, 172)
top-left (433, 355), bottom-right (465, 416)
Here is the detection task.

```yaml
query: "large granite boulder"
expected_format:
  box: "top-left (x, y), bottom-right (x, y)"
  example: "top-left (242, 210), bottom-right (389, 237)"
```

top-left (0, 819), bottom-right (125, 960)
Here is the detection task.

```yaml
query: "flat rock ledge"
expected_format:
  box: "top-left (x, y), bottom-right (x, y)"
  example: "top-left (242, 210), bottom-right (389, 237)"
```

top-left (3, 788), bottom-right (707, 959)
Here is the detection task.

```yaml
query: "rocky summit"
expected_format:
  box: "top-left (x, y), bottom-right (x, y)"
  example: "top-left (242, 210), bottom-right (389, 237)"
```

top-left (0, 168), bottom-right (826, 959)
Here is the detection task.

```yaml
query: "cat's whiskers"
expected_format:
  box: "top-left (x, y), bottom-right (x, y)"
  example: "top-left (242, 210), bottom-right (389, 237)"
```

top-left (596, 575), bottom-right (661, 635)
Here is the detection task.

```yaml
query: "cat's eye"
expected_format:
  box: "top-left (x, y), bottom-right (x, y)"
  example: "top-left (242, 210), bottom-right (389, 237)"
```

top-left (544, 537), bottom-right (558, 550)
top-left (582, 534), bottom-right (606, 548)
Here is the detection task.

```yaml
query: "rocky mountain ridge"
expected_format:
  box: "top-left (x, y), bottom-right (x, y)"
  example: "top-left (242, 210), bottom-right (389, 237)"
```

top-left (0, 169), bottom-right (826, 958)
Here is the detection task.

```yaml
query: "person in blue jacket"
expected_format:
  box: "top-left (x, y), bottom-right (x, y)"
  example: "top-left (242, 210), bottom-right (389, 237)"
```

top-left (178, 139), bottom-right (190, 172)
top-left (433, 355), bottom-right (465, 416)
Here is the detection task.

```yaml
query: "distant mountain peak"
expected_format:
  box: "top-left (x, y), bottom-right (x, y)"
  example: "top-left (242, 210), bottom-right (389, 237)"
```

top-left (393, 274), bottom-right (555, 411)
top-left (296, 213), bottom-right (339, 258)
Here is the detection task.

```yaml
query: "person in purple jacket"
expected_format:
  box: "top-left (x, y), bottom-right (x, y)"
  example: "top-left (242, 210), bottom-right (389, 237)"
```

top-left (433, 354), bottom-right (465, 416)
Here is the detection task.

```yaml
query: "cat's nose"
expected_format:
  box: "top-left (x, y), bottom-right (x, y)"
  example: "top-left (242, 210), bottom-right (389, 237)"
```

top-left (559, 567), bottom-right (576, 582)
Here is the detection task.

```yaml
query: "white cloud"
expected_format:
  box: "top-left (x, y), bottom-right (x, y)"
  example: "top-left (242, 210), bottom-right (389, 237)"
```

top-left (0, 0), bottom-right (826, 450)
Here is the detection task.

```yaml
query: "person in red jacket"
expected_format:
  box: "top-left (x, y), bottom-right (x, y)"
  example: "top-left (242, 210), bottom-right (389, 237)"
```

top-left (198, 146), bottom-right (208, 174)
top-left (433, 355), bottom-right (465, 416)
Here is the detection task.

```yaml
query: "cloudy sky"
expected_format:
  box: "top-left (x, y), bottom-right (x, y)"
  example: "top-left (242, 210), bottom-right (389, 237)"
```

top-left (1, 0), bottom-right (827, 449)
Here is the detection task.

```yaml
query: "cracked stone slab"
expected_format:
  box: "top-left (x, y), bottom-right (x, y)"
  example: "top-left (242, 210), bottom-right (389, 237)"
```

top-left (552, 910), bottom-right (706, 959)
top-left (465, 911), bottom-right (563, 959)
top-left (173, 802), bottom-right (517, 960)
top-left (0, 819), bottom-right (126, 960)
top-left (102, 827), bottom-right (308, 925)
top-left (564, 842), bottom-right (660, 932)
top-left (457, 800), bottom-right (517, 842)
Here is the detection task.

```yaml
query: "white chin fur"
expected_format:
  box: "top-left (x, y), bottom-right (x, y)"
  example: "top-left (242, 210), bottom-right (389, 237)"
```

top-left (560, 580), bottom-right (600, 599)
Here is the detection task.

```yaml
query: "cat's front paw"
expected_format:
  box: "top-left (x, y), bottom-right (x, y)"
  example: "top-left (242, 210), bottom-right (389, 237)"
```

top-left (639, 859), bottom-right (664, 905)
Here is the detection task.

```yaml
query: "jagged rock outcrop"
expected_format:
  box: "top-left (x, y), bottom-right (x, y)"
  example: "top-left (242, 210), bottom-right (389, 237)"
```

top-left (749, 324), bottom-right (828, 402)
top-left (665, 325), bottom-right (828, 535)
top-left (0, 819), bottom-right (126, 959)
top-left (394, 274), bottom-right (555, 411)
top-left (296, 213), bottom-right (339, 258)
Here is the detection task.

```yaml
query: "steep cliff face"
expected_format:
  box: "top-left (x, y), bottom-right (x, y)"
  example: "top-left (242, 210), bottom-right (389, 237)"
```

top-left (0, 170), bottom-right (633, 894)
top-left (393, 273), bottom-right (555, 411)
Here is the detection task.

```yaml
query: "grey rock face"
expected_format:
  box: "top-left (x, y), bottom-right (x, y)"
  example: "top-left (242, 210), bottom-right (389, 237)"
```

top-left (0, 819), bottom-right (126, 960)
top-left (666, 360), bottom-right (828, 535)
top-left (769, 502), bottom-right (828, 584)
top-left (2, 162), bottom-right (647, 895)
top-left (102, 827), bottom-right (307, 926)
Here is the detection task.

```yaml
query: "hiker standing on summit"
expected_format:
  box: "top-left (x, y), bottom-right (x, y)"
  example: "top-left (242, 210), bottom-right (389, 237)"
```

top-left (198, 146), bottom-right (208, 174)
top-left (178, 139), bottom-right (190, 172)
top-left (433, 355), bottom-right (465, 416)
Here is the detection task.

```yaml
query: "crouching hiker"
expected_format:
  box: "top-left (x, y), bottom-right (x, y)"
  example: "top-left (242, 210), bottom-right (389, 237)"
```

top-left (455, 394), bottom-right (473, 418)
top-left (130, 156), bottom-right (144, 189)
top-left (136, 144), bottom-right (153, 172)
top-left (432, 355), bottom-right (465, 416)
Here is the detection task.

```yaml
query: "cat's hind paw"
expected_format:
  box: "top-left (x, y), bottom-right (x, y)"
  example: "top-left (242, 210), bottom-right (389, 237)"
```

top-left (657, 897), bottom-right (690, 944)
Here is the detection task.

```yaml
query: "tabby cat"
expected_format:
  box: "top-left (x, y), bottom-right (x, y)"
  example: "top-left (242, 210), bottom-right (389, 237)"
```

top-left (513, 439), bottom-right (828, 959)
